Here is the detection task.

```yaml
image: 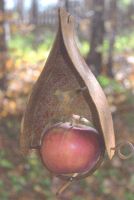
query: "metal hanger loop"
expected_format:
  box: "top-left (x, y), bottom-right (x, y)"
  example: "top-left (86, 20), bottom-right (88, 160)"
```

top-left (112, 141), bottom-right (134, 160)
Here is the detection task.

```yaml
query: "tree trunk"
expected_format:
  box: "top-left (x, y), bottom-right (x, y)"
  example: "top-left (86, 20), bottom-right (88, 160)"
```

top-left (106, 0), bottom-right (117, 77)
top-left (0, 0), bottom-right (7, 90)
top-left (86, 0), bottom-right (105, 76)
top-left (107, 32), bottom-right (115, 77)
top-left (16, 0), bottom-right (24, 22)
top-left (65, 0), bottom-right (69, 12)
top-left (31, 0), bottom-right (38, 25)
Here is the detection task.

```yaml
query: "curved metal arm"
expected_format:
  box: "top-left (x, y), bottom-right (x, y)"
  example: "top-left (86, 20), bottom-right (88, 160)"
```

top-left (56, 173), bottom-right (78, 196)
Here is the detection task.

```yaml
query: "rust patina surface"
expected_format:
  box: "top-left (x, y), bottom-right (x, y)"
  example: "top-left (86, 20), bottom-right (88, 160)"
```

top-left (20, 9), bottom-right (115, 161)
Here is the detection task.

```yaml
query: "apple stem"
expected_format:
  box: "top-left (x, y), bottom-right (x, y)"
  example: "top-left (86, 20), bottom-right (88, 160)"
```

top-left (56, 173), bottom-right (78, 196)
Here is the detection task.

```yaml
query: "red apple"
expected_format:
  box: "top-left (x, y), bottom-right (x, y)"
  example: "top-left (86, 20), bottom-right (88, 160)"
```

top-left (40, 123), bottom-right (104, 174)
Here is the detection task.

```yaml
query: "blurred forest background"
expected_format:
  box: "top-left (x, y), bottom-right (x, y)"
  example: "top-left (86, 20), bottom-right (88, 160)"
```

top-left (0, 0), bottom-right (134, 199)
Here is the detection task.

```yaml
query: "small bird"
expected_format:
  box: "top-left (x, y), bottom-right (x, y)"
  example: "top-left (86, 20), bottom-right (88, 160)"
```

top-left (54, 87), bottom-right (87, 121)
top-left (54, 86), bottom-right (87, 104)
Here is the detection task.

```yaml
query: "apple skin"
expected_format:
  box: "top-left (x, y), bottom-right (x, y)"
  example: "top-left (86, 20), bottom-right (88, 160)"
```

top-left (40, 123), bottom-right (104, 174)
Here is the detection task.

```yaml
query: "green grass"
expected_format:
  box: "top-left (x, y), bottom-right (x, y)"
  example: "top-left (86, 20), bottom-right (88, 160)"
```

top-left (79, 32), bottom-right (134, 56)
top-left (8, 33), bottom-right (53, 64)
top-left (125, 192), bottom-right (134, 200)
top-left (115, 33), bottom-right (134, 52)
top-left (0, 151), bottom-right (14, 169)
top-left (98, 75), bottom-right (125, 93)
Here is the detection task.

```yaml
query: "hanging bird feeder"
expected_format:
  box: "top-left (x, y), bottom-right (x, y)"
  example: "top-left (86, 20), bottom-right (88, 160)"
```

top-left (20, 8), bottom-right (134, 195)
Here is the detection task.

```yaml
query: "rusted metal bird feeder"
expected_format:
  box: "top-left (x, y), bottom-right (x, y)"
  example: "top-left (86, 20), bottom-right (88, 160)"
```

top-left (20, 8), bottom-right (134, 195)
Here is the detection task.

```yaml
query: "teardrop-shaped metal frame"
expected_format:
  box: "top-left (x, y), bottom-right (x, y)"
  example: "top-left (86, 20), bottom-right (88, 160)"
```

top-left (20, 8), bottom-right (115, 161)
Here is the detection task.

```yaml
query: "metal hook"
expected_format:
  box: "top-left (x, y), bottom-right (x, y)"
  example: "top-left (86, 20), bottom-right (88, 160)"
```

top-left (56, 173), bottom-right (78, 196)
top-left (112, 141), bottom-right (134, 160)
top-left (29, 133), bottom-right (41, 149)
